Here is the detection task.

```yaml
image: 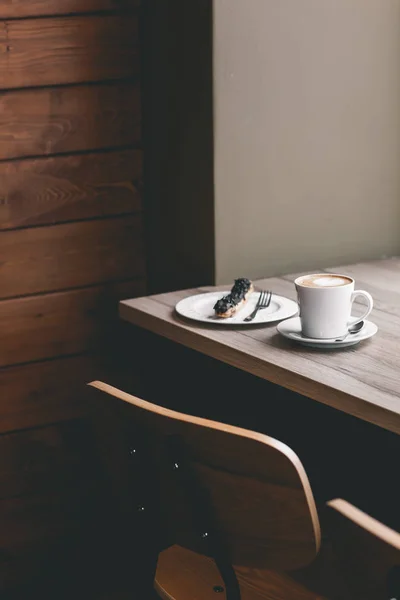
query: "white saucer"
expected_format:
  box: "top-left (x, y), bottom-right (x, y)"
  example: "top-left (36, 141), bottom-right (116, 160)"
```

top-left (277, 317), bottom-right (378, 348)
top-left (175, 291), bottom-right (298, 325)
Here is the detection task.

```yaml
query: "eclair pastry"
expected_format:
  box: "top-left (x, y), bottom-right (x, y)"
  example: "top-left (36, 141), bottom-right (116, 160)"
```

top-left (213, 278), bottom-right (254, 318)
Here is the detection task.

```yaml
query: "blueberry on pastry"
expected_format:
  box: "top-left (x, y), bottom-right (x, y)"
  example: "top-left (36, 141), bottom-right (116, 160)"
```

top-left (213, 278), bottom-right (254, 318)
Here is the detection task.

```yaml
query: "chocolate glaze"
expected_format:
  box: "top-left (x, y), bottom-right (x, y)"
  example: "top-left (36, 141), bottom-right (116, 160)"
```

top-left (214, 278), bottom-right (252, 314)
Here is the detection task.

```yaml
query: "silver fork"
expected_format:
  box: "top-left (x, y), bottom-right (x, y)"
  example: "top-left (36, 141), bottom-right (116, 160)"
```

top-left (244, 290), bottom-right (272, 322)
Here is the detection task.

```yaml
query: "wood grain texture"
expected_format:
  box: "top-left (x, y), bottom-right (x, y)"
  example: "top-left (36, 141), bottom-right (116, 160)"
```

top-left (155, 544), bottom-right (327, 600)
top-left (0, 278), bottom-right (146, 367)
top-left (0, 0), bottom-right (145, 593)
top-left (0, 0), bottom-right (139, 19)
top-left (0, 420), bottom-right (99, 499)
top-left (0, 215), bottom-right (145, 298)
top-left (0, 150), bottom-right (142, 230)
top-left (90, 381), bottom-right (321, 571)
top-left (119, 258), bottom-right (400, 436)
top-left (0, 15), bottom-right (138, 89)
top-left (0, 83), bottom-right (140, 160)
top-left (0, 355), bottom-right (99, 433)
top-left (327, 499), bottom-right (400, 600)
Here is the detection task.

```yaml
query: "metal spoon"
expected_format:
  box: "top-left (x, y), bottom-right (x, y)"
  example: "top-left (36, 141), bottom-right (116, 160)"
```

top-left (335, 321), bottom-right (365, 342)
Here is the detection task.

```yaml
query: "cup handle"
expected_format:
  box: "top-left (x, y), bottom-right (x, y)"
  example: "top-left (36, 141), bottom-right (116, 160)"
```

top-left (349, 290), bottom-right (373, 326)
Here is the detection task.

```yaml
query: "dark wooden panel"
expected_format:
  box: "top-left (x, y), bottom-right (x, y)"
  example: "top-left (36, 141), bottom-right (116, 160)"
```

top-left (0, 279), bottom-right (145, 367)
top-left (0, 420), bottom-right (100, 499)
top-left (0, 420), bottom-right (105, 592)
top-left (0, 215), bottom-right (145, 298)
top-left (0, 495), bottom-right (85, 591)
top-left (0, 15), bottom-right (138, 89)
top-left (0, 493), bottom-right (83, 548)
top-left (0, 150), bottom-right (142, 230)
top-left (0, 0), bottom-right (139, 19)
top-left (0, 83), bottom-right (140, 161)
top-left (0, 352), bottom-right (144, 434)
top-left (0, 356), bottom-right (99, 433)
top-left (0, 478), bottom-right (105, 593)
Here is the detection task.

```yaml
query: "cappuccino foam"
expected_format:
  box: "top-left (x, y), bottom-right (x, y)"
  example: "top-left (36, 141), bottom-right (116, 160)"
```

top-left (299, 274), bottom-right (352, 288)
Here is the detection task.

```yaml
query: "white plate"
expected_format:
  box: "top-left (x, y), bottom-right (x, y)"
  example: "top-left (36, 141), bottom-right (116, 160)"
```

top-left (277, 317), bottom-right (378, 348)
top-left (175, 291), bottom-right (298, 325)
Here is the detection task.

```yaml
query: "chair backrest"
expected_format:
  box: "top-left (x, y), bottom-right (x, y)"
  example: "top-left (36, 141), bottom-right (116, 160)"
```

top-left (89, 380), bottom-right (320, 572)
top-left (327, 499), bottom-right (400, 600)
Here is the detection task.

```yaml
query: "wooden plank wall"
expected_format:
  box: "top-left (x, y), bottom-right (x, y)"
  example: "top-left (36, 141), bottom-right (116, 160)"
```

top-left (0, 0), bottom-right (144, 594)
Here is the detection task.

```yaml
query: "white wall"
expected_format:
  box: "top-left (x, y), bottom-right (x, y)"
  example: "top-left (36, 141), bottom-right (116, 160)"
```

top-left (213, 0), bottom-right (400, 283)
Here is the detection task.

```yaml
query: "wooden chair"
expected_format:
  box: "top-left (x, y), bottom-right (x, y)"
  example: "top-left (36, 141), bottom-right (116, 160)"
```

top-left (88, 380), bottom-right (323, 600)
top-left (327, 499), bottom-right (400, 600)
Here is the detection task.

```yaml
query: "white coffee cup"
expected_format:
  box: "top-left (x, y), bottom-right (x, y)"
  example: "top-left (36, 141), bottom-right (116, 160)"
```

top-left (294, 273), bottom-right (373, 339)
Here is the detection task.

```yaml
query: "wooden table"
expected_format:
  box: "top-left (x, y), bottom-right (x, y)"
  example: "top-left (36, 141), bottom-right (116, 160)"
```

top-left (120, 258), bottom-right (400, 436)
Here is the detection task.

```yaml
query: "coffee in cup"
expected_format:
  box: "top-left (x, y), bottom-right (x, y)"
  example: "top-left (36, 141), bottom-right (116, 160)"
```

top-left (295, 273), bottom-right (373, 339)
top-left (298, 274), bottom-right (353, 288)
